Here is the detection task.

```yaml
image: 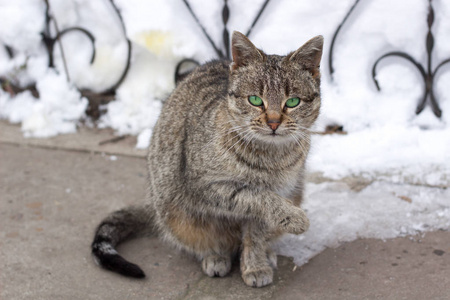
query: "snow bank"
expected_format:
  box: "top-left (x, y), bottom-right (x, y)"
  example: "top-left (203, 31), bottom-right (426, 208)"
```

top-left (274, 181), bottom-right (450, 266)
top-left (0, 69), bottom-right (87, 137)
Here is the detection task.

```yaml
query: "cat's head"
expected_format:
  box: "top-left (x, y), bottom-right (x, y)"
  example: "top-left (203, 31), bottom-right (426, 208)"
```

top-left (227, 31), bottom-right (323, 144)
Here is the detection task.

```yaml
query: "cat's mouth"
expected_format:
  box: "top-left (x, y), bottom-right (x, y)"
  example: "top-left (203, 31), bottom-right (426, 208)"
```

top-left (249, 126), bottom-right (291, 142)
top-left (257, 128), bottom-right (286, 137)
top-left (259, 130), bottom-right (290, 140)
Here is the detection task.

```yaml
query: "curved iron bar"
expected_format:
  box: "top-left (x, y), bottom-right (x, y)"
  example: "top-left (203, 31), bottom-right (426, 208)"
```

top-left (108, 0), bottom-right (127, 34)
top-left (175, 58), bottom-right (200, 84)
top-left (372, 51), bottom-right (429, 115)
top-left (429, 85), bottom-right (442, 117)
top-left (372, 0), bottom-right (445, 118)
top-left (429, 58), bottom-right (450, 117)
top-left (372, 52), bottom-right (427, 91)
top-left (245, 0), bottom-right (271, 37)
top-left (56, 27), bottom-right (96, 64)
top-left (42, 0), bottom-right (96, 81)
top-left (100, 0), bottom-right (133, 95)
top-left (42, 0), bottom-right (71, 81)
top-left (222, 0), bottom-right (230, 59)
top-left (328, 0), bottom-right (361, 79)
top-left (41, 0), bottom-right (131, 94)
top-left (176, 0), bottom-right (272, 83)
top-left (182, 0), bottom-right (225, 59)
top-left (183, 0), bottom-right (272, 59)
top-left (432, 58), bottom-right (450, 78)
top-left (4, 45), bottom-right (14, 59)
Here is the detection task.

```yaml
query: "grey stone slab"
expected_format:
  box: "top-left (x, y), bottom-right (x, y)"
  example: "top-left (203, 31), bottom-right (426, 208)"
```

top-left (1, 142), bottom-right (449, 300)
top-left (275, 232), bottom-right (450, 300)
top-left (0, 144), bottom-right (197, 300)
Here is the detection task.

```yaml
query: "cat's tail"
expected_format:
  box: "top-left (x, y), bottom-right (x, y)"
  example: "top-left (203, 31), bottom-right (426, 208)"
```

top-left (91, 204), bottom-right (155, 278)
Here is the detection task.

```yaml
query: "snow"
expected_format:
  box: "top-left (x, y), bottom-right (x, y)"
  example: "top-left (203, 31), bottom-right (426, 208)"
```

top-left (0, 0), bottom-right (449, 265)
top-left (274, 181), bottom-right (450, 266)
top-left (0, 69), bottom-right (88, 137)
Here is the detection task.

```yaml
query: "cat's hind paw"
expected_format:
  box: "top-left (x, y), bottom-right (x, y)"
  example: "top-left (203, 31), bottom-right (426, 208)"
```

top-left (201, 254), bottom-right (231, 277)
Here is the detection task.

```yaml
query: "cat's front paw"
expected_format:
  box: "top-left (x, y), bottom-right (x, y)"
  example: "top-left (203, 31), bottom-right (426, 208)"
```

top-left (241, 267), bottom-right (273, 287)
top-left (277, 206), bottom-right (309, 235)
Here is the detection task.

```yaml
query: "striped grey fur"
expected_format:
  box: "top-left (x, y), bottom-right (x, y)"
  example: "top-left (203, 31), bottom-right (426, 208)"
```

top-left (92, 31), bottom-right (323, 287)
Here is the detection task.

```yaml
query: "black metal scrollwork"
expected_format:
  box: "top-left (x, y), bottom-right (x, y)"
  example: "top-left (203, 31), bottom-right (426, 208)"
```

top-left (1, 0), bottom-right (133, 120)
top-left (328, 0), bottom-right (361, 79)
top-left (42, 0), bottom-right (131, 95)
top-left (3, 0), bottom-right (447, 120)
top-left (175, 0), bottom-right (271, 84)
top-left (41, 0), bottom-right (96, 81)
top-left (330, 0), bottom-right (447, 118)
top-left (372, 0), bottom-right (447, 118)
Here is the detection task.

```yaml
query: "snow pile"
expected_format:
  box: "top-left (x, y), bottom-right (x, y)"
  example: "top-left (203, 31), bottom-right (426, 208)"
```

top-left (0, 69), bottom-right (88, 137)
top-left (274, 181), bottom-right (450, 266)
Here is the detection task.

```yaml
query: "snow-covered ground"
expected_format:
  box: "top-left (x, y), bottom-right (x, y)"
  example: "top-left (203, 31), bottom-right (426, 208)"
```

top-left (0, 0), bottom-right (449, 266)
top-left (275, 180), bottom-right (450, 266)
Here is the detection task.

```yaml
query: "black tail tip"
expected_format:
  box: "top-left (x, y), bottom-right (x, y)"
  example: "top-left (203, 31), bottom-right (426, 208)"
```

top-left (94, 252), bottom-right (146, 279)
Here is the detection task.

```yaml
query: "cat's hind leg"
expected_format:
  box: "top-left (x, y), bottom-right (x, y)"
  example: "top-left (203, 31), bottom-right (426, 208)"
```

top-left (165, 205), bottom-right (240, 277)
top-left (199, 221), bottom-right (240, 277)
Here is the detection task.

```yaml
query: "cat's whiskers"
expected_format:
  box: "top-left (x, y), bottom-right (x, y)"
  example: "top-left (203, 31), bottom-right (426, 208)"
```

top-left (225, 125), bottom-right (249, 135)
top-left (291, 123), bottom-right (317, 135)
top-left (290, 133), bottom-right (309, 155)
top-left (218, 128), bottom-right (253, 158)
top-left (242, 130), bottom-right (257, 154)
top-left (289, 133), bottom-right (303, 152)
top-left (295, 132), bottom-right (311, 151)
top-left (203, 124), bottom-right (248, 149)
top-left (221, 121), bottom-right (251, 132)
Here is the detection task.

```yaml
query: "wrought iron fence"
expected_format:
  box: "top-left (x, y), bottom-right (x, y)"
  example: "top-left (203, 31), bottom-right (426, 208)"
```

top-left (1, 0), bottom-right (131, 119)
top-left (1, 0), bottom-right (447, 121)
top-left (329, 0), bottom-right (447, 118)
top-left (175, 0), bottom-right (271, 83)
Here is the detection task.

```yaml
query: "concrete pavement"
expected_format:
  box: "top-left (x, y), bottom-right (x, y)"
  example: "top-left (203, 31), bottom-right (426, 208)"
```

top-left (1, 122), bottom-right (449, 299)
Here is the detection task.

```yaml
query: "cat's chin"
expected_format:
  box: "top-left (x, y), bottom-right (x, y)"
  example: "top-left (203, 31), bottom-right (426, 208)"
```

top-left (256, 132), bottom-right (294, 145)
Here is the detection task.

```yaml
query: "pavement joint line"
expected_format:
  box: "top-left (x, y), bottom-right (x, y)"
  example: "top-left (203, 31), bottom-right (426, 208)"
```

top-left (0, 140), bottom-right (147, 160)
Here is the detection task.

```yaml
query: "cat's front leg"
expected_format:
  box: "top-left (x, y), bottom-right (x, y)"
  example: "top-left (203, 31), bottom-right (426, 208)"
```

top-left (240, 221), bottom-right (276, 287)
top-left (195, 182), bottom-right (309, 235)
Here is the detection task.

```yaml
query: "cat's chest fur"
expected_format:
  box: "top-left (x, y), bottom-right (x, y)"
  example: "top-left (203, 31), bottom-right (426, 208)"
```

top-left (213, 140), bottom-right (306, 200)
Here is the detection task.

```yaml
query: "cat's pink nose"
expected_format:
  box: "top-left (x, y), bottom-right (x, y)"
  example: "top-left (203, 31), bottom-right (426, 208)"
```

top-left (267, 120), bottom-right (280, 131)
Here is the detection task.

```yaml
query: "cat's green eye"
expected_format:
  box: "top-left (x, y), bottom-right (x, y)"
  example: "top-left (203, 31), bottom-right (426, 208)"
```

top-left (285, 97), bottom-right (301, 108)
top-left (248, 95), bottom-right (263, 107)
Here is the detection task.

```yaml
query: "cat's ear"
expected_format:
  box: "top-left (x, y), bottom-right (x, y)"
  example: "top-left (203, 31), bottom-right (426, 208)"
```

top-left (286, 35), bottom-right (324, 78)
top-left (230, 31), bottom-right (266, 71)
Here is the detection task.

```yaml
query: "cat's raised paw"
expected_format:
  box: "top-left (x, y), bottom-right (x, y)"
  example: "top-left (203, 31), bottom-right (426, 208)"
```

top-left (201, 254), bottom-right (231, 277)
top-left (278, 207), bottom-right (310, 235)
top-left (242, 267), bottom-right (273, 287)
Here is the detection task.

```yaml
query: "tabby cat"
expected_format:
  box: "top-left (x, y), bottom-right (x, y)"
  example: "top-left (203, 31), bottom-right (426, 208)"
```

top-left (92, 31), bottom-right (323, 287)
